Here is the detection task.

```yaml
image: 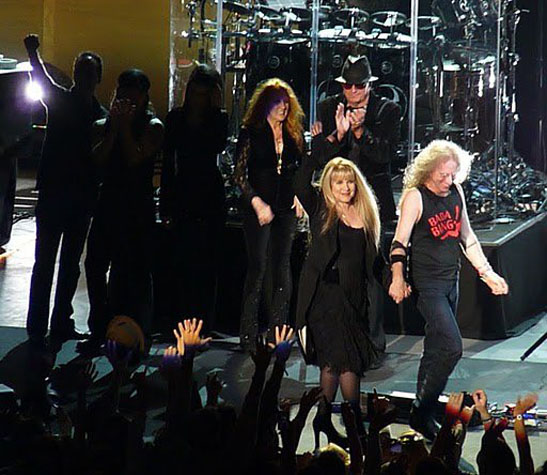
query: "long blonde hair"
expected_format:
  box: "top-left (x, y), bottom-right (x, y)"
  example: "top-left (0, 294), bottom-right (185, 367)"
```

top-left (319, 158), bottom-right (381, 251)
top-left (401, 140), bottom-right (473, 205)
top-left (242, 78), bottom-right (305, 151)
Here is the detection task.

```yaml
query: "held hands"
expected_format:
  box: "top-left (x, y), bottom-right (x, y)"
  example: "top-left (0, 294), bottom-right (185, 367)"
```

top-left (292, 196), bottom-right (305, 219)
top-left (251, 196), bottom-right (275, 226)
top-left (24, 34), bottom-right (40, 53)
top-left (388, 277), bottom-right (412, 304)
top-left (481, 271), bottom-right (509, 296)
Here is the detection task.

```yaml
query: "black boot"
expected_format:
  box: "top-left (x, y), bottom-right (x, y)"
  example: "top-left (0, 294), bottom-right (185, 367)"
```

top-left (313, 399), bottom-right (348, 450)
top-left (408, 398), bottom-right (440, 441)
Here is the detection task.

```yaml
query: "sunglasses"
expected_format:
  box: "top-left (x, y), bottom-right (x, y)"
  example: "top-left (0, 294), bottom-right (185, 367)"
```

top-left (342, 83), bottom-right (367, 90)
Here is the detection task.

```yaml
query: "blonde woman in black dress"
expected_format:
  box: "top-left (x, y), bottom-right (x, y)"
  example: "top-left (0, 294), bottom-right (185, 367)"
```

top-left (295, 133), bottom-right (389, 448)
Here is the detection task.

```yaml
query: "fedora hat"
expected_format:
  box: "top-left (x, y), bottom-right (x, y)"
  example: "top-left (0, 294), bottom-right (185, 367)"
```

top-left (335, 55), bottom-right (378, 85)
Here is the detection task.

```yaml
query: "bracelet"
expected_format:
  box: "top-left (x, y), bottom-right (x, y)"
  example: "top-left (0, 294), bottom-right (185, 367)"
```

top-left (481, 416), bottom-right (493, 423)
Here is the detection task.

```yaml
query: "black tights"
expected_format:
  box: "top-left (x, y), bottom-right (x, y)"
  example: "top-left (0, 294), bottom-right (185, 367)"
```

top-left (320, 366), bottom-right (360, 403)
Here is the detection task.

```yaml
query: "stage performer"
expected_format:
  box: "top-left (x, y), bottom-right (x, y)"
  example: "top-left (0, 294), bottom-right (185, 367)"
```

top-left (24, 34), bottom-right (107, 348)
top-left (314, 54), bottom-right (401, 354)
top-left (234, 78), bottom-right (305, 351)
top-left (388, 140), bottom-right (509, 440)
top-left (294, 138), bottom-right (389, 448)
top-left (77, 70), bottom-right (164, 355)
top-left (160, 64), bottom-right (228, 332)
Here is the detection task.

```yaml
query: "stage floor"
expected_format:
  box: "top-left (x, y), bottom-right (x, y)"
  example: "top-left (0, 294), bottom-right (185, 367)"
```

top-left (1, 218), bottom-right (547, 472)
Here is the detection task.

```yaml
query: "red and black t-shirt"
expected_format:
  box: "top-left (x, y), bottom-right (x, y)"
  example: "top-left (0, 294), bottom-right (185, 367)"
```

top-left (410, 185), bottom-right (463, 283)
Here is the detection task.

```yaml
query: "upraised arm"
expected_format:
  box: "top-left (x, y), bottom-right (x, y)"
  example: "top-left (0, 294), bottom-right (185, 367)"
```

top-left (24, 34), bottom-right (62, 95)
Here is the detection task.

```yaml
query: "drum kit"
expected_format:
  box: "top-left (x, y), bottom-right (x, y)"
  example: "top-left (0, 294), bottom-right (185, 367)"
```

top-left (173, 0), bottom-right (543, 219)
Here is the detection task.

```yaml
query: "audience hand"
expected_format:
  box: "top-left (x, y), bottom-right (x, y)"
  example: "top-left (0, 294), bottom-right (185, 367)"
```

top-left (514, 393), bottom-right (538, 417)
top-left (268, 325), bottom-right (295, 362)
top-left (206, 373), bottom-right (224, 406)
top-left (76, 360), bottom-right (98, 392)
top-left (251, 336), bottom-right (273, 372)
top-left (173, 319), bottom-right (212, 355)
top-left (369, 389), bottom-right (397, 432)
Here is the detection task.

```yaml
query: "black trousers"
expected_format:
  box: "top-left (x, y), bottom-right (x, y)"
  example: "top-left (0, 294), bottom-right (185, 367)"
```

top-left (85, 208), bottom-right (153, 339)
top-left (171, 215), bottom-right (225, 333)
top-left (240, 211), bottom-right (296, 340)
top-left (27, 202), bottom-right (90, 339)
top-left (414, 278), bottom-right (462, 406)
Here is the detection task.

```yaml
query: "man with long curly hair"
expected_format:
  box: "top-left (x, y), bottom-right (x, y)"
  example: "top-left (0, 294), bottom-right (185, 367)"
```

top-left (388, 140), bottom-right (508, 440)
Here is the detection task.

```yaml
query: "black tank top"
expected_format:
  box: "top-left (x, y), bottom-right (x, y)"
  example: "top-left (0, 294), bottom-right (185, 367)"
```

top-left (410, 185), bottom-right (463, 284)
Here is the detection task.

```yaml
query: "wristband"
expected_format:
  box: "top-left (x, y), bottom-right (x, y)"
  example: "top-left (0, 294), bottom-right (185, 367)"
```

top-left (390, 254), bottom-right (406, 266)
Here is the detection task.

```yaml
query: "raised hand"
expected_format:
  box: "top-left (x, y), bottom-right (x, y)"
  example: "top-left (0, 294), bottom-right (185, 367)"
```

top-left (173, 318), bottom-right (212, 355)
top-left (160, 346), bottom-right (182, 378)
top-left (268, 324), bottom-right (296, 362)
top-left (514, 393), bottom-right (538, 416)
top-left (472, 389), bottom-right (490, 421)
top-left (369, 389), bottom-right (397, 432)
top-left (76, 360), bottom-right (98, 391)
top-left (335, 103), bottom-right (350, 141)
top-left (206, 372), bottom-right (224, 406)
top-left (24, 34), bottom-right (40, 53)
top-left (251, 335), bottom-right (273, 372)
top-left (298, 387), bottom-right (323, 415)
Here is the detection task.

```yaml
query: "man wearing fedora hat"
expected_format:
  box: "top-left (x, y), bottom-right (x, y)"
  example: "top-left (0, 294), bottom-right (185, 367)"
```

top-left (313, 55), bottom-right (400, 224)
top-left (312, 55), bottom-right (401, 355)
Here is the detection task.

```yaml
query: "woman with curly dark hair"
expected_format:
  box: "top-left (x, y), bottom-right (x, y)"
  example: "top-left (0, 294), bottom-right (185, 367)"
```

top-left (234, 78), bottom-right (305, 351)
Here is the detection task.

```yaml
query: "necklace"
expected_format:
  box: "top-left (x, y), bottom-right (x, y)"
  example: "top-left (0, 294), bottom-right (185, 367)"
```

top-left (275, 136), bottom-right (283, 175)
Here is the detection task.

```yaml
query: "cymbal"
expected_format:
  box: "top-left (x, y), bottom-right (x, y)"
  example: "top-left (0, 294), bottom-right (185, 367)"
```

top-left (253, 4), bottom-right (280, 17)
top-left (223, 1), bottom-right (250, 15)
top-left (333, 8), bottom-right (369, 24)
top-left (371, 11), bottom-right (407, 28)
top-left (405, 15), bottom-right (442, 31)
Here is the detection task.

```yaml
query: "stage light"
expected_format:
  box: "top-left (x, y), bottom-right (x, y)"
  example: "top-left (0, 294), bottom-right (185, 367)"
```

top-left (25, 80), bottom-right (43, 102)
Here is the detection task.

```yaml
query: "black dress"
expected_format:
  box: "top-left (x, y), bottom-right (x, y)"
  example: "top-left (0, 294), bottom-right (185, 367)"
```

top-left (308, 221), bottom-right (377, 374)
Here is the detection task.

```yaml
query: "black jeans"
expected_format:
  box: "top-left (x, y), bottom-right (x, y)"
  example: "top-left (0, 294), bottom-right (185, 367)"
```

top-left (27, 202), bottom-right (90, 339)
top-left (85, 208), bottom-right (153, 339)
top-left (414, 278), bottom-right (463, 406)
top-left (240, 211), bottom-right (296, 340)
